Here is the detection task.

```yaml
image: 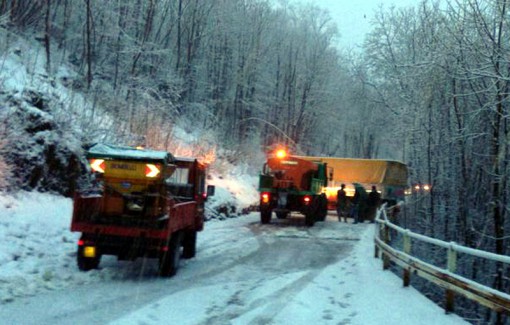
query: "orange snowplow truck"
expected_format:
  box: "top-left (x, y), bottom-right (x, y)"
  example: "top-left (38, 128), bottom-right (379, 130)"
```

top-left (71, 144), bottom-right (214, 277)
top-left (258, 149), bottom-right (329, 226)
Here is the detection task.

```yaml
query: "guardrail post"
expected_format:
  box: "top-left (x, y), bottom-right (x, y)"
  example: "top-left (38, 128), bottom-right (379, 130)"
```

top-left (382, 222), bottom-right (390, 270)
top-left (403, 230), bottom-right (411, 287)
top-left (445, 242), bottom-right (457, 313)
top-left (375, 222), bottom-right (382, 259)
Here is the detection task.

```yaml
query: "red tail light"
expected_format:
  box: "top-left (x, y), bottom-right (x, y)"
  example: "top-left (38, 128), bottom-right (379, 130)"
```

top-left (303, 196), bottom-right (311, 205)
top-left (145, 164), bottom-right (161, 178)
top-left (89, 159), bottom-right (105, 173)
top-left (261, 192), bottom-right (270, 204)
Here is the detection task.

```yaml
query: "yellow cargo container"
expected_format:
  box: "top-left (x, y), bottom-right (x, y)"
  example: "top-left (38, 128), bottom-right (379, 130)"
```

top-left (295, 156), bottom-right (409, 207)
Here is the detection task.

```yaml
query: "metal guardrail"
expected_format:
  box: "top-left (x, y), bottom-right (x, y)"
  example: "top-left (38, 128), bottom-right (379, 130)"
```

top-left (374, 204), bottom-right (510, 317)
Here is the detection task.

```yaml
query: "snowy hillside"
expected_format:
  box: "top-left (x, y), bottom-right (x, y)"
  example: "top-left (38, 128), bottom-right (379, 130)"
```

top-left (0, 32), bottom-right (260, 209)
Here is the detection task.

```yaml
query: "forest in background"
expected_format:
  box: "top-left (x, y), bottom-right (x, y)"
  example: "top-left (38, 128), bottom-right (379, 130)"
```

top-left (1, 0), bottom-right (389, 159)
top-left (364, 1), bottom-right (509, 323)
top-left (0, 0), bottom-right (509, 323)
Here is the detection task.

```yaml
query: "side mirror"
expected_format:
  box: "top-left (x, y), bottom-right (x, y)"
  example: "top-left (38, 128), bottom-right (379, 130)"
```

top-left (206, 185), bottom-right (215, 197)
top-left (262, 163), bottom-right (268, 174)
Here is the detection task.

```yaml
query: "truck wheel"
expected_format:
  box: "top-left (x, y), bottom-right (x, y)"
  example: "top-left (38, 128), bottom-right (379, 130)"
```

top-left (182, 230), bottom-right (197, 259)
top-left (276, 211), bottom-right (288, 219)
top-left (159, 231), bottom-right (182, 277)
top-left (77, 246), bottom-right (101, 271)
top-left (305, 196), bottom-right (320, 226)
top-left (261, 208), bottom-right (272, 224)
top-left (318, 194), bottom-right (328, 221)
top-left (305, 212), bottom-right (315, 227)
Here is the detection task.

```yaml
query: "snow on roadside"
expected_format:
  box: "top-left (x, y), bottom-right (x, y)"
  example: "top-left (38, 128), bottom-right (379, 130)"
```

top-left (206, 162), bottom-right (259, 218)
top-left (0, 192), bottom-right (81, 303)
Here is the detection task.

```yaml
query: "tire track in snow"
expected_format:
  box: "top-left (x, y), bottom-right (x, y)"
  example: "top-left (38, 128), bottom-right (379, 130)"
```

top-left (194, 219), bottom-right (355, 324)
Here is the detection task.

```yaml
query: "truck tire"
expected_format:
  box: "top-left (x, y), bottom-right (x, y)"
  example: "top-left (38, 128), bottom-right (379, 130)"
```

top-left (318, 194), bottom-right (328, 222)
top-left (305, 212), bottom-right (315, 227)
top-left (261, 208), bottom-right (272, 224)
top-left (305, 196), bottom-right (321, 226)
top-left (77, 245), bottom-right (101, 271)
top-left (159, 231), bottom-right (182, 277)
top-left (182, 230), bottom-right (197, 259)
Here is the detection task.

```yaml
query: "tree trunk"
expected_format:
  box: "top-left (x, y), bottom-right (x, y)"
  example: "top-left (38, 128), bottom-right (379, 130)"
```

top-left (175, 0), bottom-right (183, 73)
top-left (44, 0), bottom-right (51, 74)
top-left (85, 0), bottom-right (92, 89)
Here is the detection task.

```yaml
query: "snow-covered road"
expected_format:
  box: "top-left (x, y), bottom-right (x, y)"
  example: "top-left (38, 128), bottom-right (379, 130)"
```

top-left (0, 193), bottom-right (468, 324)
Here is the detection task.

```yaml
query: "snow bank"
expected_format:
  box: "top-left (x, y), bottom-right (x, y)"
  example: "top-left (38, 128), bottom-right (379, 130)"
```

top-left (206, 161), bottom-right (259, 219)
top-left (0, 192), bottom-right (80, 303)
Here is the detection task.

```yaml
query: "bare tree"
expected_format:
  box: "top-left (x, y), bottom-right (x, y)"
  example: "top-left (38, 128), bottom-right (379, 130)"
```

top-left (44, 0), bottom-right (51, 73)
top-left (84, 0), bottom-right (93, 88)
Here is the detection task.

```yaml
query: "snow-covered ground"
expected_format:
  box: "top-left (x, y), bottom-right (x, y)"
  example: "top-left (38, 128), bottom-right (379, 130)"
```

top-left (0, 192), bottom-right (80, 302)
top-left (206, 162), bottom-right (260, 218)
top-left (0, 191), bottom-right (468, 324)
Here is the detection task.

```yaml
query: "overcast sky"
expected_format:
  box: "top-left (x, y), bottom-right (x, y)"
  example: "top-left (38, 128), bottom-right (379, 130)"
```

top-left (308, 0), bottom-right (419, 49)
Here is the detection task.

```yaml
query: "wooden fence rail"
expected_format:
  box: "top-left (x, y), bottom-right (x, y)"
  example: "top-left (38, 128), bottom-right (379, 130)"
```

top-left (374, 204), bottom-right (510, 318)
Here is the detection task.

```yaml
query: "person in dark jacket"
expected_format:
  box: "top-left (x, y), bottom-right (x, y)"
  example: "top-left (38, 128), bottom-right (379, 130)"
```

top-left (336, 184), bottom-right (349, 222)
top-left (367, 185), bottom-right (382, 223)
top-left (351, 184), bottom-right (367, 224)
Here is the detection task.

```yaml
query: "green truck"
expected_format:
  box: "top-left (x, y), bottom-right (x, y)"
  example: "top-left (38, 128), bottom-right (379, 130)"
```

top-left (258, 150), bottom-right (329, 226)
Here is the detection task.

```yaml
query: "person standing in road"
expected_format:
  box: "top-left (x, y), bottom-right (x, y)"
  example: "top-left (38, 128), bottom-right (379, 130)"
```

top-left (336, 184), bottom-right (349, 222)
top-left (352, 184), bottom-right (368, 224)
top-left (351, 187), bottom-right (361, 224)
top-left (367, 185), bottom-right (382, 223)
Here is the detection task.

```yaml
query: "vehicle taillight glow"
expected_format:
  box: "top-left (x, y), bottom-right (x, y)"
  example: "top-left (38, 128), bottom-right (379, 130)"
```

top-left (261, 192), bottom-right (270, 204)
top-left (145, 164), bottom-right (161, 178)
top-left (90, 159), bottom-right (105, 173)
top-left (303, 196), bottom-right (311, 204)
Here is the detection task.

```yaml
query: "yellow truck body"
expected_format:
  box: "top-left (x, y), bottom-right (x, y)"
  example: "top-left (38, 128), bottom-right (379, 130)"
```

top-left (295, 156), bottom-right (409, 206)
